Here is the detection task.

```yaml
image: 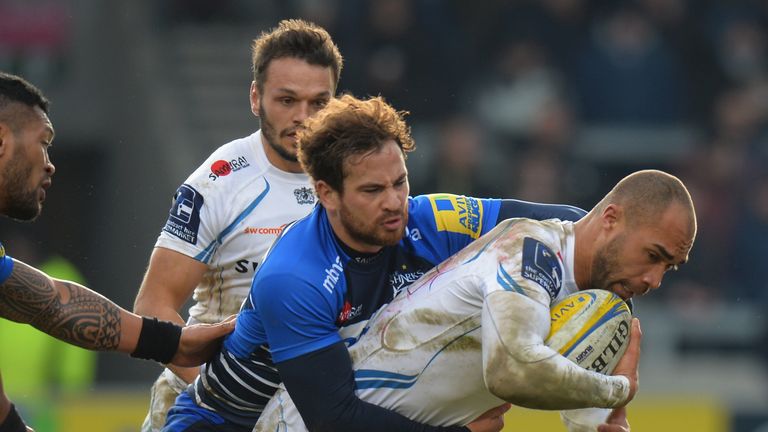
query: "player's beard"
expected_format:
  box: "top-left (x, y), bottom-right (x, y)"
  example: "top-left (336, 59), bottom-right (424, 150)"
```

top-left (339, 201), bottom-right (408, 249)
top-left (260, 100), bottom-right (298, 163)
top-left (591, 232), bottom-right (627, 295)
top-left (0, 146), bottom-right (42, 221)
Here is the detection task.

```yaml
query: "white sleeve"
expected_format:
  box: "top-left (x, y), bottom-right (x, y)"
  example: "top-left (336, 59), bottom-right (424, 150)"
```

top-left (480, 290), bottom-right (630, 410)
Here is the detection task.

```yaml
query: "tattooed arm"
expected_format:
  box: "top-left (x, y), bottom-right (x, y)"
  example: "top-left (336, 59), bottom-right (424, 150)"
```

top-left (0, 259), bottom-right (234, 363)
top-left (0, 259), bottom-right (138, 352)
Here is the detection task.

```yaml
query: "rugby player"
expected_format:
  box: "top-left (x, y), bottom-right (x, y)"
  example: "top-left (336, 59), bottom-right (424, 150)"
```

top-left (255, 169), bottom-right (696, 432)
top-left (0, 71), bottom-right (234, 432)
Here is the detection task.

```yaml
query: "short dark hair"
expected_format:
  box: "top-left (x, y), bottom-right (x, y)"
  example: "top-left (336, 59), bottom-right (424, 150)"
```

top-left (298, 94), bottom-right (415, 192)
top-left (0, 72), bottom-right (50, 130)
top-left (251, 19), bottom-right (343, 94)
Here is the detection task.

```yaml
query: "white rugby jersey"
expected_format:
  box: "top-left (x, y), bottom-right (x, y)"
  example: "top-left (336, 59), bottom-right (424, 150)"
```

top-left (156, 131), bottom-right (316, 325)
top-left (254, 218), bottom-right (613, 432)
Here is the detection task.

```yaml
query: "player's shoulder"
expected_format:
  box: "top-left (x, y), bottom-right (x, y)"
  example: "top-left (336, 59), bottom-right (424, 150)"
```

top-left (408, 193), bottom-right (494, 239)
top-left (509, 217), bottom-right (568, 243)
top-left (507, 218), bottom-right (568, 300)
top-left (184, 132), bottom-right (270, 188)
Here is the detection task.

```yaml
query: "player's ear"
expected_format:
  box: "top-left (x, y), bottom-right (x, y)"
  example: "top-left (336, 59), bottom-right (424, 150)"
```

top-left (315, 180), bottom-right (339, 211)
top-left (250, 81), bottom-right (260, 117)
top-left (601, 204), bottom-right (623, 231)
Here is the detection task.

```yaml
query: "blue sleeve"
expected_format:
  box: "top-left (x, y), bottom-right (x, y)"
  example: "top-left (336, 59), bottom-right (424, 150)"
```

top-left (251, 273), bottom-right (342, 363)
top-left (0, 243), bottom-right (14, 284)
top-left (405, 194), bottom-right (501, 264)
top-left (497, 199), bottom-right (586, 223)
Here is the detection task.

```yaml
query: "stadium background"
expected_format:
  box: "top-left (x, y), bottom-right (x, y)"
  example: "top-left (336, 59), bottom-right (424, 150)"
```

top-left (0, 0), bottom-right (766, 430)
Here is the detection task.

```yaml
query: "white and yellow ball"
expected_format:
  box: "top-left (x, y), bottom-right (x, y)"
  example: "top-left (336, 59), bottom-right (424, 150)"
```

top-left (546, 289), bottom-right (632, 375)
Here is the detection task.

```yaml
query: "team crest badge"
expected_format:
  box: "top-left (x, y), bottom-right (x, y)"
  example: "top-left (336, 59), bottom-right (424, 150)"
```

top-left (294, 187), bottom-right (315, 205)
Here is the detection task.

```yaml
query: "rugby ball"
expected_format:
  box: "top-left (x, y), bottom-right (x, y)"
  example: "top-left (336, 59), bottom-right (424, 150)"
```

top-left (545, 289), bottom-right (632, 375)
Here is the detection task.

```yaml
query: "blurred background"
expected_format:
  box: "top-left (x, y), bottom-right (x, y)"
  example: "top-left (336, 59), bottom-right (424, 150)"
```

top-left (0, 0), bottom-right (766, 430)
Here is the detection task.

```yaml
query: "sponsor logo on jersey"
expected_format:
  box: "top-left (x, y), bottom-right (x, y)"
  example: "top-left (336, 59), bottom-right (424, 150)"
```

top-left (337, 300), bottom-right (363, 324)
top-left (521, 237), bottom-right (563, 298)
top-left (405, 226), bottom-right (422, 241)
top-left (389, 269), bottom-right (425, 297)
top-left (235, 259), bottom-right (259, 273)
top-left (242, 224), bottom-right (288, 235)
top-left (428, 194), bottom-right (483, 239)
top-left (322, 255), bottom-right (344, 294)
top-left (163, 184), bottom-right (204, 244)
top-left (208, 156), bottom-right (250, 181)
top-left (293, 187), bottom-right (315, 205)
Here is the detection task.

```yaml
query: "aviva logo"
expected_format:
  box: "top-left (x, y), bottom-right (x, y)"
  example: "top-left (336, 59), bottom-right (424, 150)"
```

top-left (428, 194), bottom-right (483, 239)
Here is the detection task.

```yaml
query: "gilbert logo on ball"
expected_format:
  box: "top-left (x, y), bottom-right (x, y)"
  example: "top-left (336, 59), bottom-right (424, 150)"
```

top-left (546, 289), bottom-right (631, 375)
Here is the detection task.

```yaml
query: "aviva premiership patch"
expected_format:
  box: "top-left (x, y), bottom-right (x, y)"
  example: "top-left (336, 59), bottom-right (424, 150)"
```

top-left (163, 184), bottom-right (204, 245)
top-left (521, 237), bottom-right (562, 298)
top-left (428, 194), bottom-right (484, 239)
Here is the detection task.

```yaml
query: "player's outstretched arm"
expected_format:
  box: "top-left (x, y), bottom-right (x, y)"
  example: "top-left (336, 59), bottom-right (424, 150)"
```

top-left (481, 291), bottom-right (634, 410)
top-left (133, 247), bottom-right (209, 380)
top-left (0, 258), bottom-right (233, 365)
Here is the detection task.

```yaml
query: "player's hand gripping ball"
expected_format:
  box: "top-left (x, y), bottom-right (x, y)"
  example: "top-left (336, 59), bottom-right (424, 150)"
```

top-left (546, 289), bottom-right (632, 375)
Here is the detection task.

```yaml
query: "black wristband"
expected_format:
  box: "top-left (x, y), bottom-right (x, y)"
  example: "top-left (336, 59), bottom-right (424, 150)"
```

top-left (130, 317), bottom-right (182, 364)
top-left (0, 404), bottom-right (26, 432)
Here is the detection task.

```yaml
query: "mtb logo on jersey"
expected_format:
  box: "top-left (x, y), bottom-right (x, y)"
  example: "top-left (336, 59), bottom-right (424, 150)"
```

top-left (521, 237), bottom-right (562, 298)
top-left (164, 184), bottom-right (204, 244)
top-left (322, 255), bottom-right (344, 294)
top-left (209, 156), bottom-right (250, 181)
top-left (293, 187), bottom-right (315, 205)
top-left (428, 194), bottom-right (483, 239)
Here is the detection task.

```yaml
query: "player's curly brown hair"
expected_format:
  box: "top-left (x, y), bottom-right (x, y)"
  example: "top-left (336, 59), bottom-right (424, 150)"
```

top-left (251, 19), bottom-right (343, 93)
top-left (297, 94), bottom-right (415, 192)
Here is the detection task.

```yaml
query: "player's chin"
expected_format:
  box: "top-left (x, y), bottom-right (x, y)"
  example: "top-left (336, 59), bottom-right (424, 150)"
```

top-left (378, 227), bottom-right (405, 246)
top-left (606, 282), bottom-right (633, 300)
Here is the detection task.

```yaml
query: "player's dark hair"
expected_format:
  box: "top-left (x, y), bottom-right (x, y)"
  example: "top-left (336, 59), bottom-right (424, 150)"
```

top-left (298, 94), bottom-right (415, 193)
top-left (251, 19), bottom-right (343, 94)
top-left (0, 72), bottom-right (50, 131)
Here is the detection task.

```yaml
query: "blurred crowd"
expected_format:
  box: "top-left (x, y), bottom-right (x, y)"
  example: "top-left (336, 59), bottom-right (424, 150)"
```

top-left (160, 0), bottom-right (768, 308)
top-left (2, 0), bottom-right (768, 307)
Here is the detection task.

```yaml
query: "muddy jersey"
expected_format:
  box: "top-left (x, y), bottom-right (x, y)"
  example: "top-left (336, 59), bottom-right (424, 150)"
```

top-left (255, 218), bottom-right (582, 431)
top-left (155, 131), bottom-right (316, 324)
top-left (193, 194), bottom-right (505, 427)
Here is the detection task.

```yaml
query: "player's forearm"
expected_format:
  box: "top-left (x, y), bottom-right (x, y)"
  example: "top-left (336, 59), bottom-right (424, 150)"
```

top-left (0, 258), bottom-right (125, 350)
top-left (482, 292), bottom-right (629, 409)
top-left (0, 259), bottom-right (181, 363)
top-left (133, 294), bottom-right (186, 326)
